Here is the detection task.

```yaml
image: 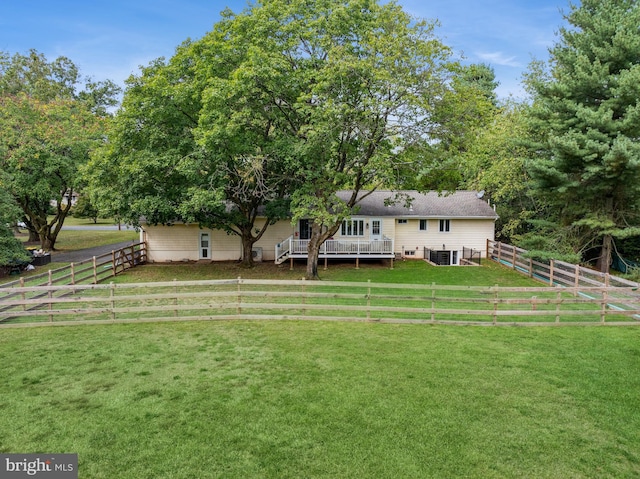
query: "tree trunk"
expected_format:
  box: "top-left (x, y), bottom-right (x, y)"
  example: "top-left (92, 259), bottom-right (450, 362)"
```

top-left (240, 236), bottom-right (256, 268)
top-left (305, 221), bottom-right (341, 280)
top-left (305, 228), bottom-right (322, 280)
top-left (598, 234), bottom-right (612, 274)
top-left (27, 229), bottom-right (39, 243)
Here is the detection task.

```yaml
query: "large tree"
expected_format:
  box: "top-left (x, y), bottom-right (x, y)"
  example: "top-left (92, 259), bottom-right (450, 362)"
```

top-left (86, 44), bottom-right (292, 267)
top-left (0, 179), bottom-right (30, 269)
top-left (412, 63), bottom-right (499, 192)
top-left (524, 0), bottom-right (640, 272)
top-left (193, 0), bottom-right (456, 279)
top-left (0, 50), bottom-right (118, 250)
top-left (458, 101), bottom-right (543, 244)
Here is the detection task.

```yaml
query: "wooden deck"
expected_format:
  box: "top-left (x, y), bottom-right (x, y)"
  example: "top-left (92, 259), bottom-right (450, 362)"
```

top-left (275, 236), bottom-right (395, 264)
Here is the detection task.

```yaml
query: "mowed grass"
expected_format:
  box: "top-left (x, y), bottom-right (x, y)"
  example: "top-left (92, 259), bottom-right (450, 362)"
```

top-left (16, 226), bottom-right (138, 252)
top-left (112, 258), bottom-right (541, 286)
top-left (1, 321), bottom-right (639, 478)
top-left (3, 240), bottom-right (638, 476)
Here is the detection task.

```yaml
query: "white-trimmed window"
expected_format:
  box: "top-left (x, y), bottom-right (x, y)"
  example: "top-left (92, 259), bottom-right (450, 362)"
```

top-left (439, 219), bottom-right (450, 232)
top-left (419, 219), bottom-right (428, 231)
top-left (341, 219), bottom-right (365, 237)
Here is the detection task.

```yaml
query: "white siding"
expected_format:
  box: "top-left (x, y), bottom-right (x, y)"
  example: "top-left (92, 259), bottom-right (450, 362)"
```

top-left (144, 221), bottom-right (296, 262)
top-left (394, 219), bottom-right (495, 258)
top-left (143, 225), bottom-right (242, 262)
top-left (144, 216), bottom-right (495, 262)
top-left (144, 225), bottom-right (205, 262)
top-left (253, 219), bottom-right (295, 261)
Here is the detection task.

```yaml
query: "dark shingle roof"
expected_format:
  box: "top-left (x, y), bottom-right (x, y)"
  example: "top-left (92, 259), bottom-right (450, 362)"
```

top-left (336, 190), bottom-right (498, 219)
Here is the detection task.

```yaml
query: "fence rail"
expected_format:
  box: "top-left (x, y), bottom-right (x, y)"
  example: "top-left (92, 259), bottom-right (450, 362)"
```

top-left (0, 243), bottom-right (146, 319)
top-left (487, 240), bottom-right (639, 289)
top-left (1, 278), bottom-right (639, 327)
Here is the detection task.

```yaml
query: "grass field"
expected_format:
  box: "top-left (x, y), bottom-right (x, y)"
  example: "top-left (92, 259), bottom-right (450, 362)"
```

top-left (1, 321), bottom-right (639, 478)
top-left (3, 231), bottom-right (639, 476)
top-left (112, 258), bottom-right (542, 286)
top-left (16, 222), bottom-right (138, 252)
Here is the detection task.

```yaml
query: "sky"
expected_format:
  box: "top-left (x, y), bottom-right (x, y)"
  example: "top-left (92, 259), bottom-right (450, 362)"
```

top-left (1, 0), bottom-right (569, 101)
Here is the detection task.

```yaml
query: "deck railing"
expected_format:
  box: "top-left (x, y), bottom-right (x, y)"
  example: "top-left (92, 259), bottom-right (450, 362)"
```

top-left (276, 236), bottom-right (394, 260)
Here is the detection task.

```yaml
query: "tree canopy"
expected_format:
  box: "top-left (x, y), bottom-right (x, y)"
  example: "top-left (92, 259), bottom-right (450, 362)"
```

top-left (524, 0), bottom-right (640, 272)
top-left (0, 50), bottom-right (119, 250)
top-left (88, 0), bottom-right (470, 276)
top-left (198, 0), bottom-right (457, 278)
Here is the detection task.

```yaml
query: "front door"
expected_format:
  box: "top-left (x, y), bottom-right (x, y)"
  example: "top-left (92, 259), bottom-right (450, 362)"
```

top-left (199, 232), bottom-right (211, 260)
top-left (370, 219), bottom-right (382, 241)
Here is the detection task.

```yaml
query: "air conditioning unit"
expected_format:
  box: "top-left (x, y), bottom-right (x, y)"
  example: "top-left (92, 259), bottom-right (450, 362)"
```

top-left (252, 247), bottom-right (263, 262)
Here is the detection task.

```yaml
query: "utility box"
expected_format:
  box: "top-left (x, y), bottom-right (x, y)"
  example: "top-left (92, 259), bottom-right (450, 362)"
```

top-left (252, 247), bottom-right (263, 262)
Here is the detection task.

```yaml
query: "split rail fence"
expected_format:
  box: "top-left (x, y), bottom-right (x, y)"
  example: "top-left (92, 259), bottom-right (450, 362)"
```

top-left (487, 240), bottom-right (639, 289)
top-left (0, 243), bottom-right (146, 319)
top-left (1, 278), bottom-right (639, 328)
top-left (0, 242), bottom-right (146, 290)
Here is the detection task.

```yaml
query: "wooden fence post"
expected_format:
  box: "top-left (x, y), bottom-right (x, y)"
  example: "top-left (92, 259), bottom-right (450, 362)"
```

top-left (93, 256), bottom-right (98, 284)
top-left (71, 262), bottom-right (75, 285)
top-left (366, 279), bottom-right (371, 321)
top-left (497, 242), bottom-right (502, 264)
top-left (528, 257), bottom-right (533, 278)
top-left (512, 245), bottom-right (517, 269)
top-left (492, 284), bottom-right (499, 325)
top-left (549, 260), bottom-right (555, 286)
top-left (112, 250), bottom-right (116, 277)
top-left (173, 279), bottom-right (178, 317)
top-left (110, 282), bottom-right (116, 321)
top-left (555, 289), bottom-right (561, 323)
top-left (237, 276), bottom-right (242, 316)
top-left (20, 277), bottom-right (26, 311)
top-left (302, 277), bottom-right (307, 317)
top-left (48, 288), bottom-right (53, 322)
top-left (431, 282), bottom-right (436, 322)
top-left (601, 288), bottom-right (608, 324)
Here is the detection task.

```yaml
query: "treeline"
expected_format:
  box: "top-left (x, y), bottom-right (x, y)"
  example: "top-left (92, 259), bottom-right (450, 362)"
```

top-left (1, 0), bottom-right (639, 278)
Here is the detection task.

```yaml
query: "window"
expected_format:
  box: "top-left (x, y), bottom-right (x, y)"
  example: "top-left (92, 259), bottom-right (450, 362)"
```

top-left (419, 219), bottom-right (428, 231)
top-left (439, 219), bottom-right (450, 232)
top-left (397, 219), bottom-right (408, 224)
top-left (371, 219), bottom-right (381, 237)
top-left (341, 219), bottom-right (364, 237)
top-left (299, 219), bottom-right (311, 240)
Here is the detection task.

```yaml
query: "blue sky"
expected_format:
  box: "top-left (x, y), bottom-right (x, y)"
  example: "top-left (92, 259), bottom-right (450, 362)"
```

top-left (1, 0), bottom-right (568, 100)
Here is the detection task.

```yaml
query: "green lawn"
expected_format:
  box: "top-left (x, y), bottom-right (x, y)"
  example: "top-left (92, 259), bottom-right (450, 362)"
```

top-left (3, 247), bottom-right (638, 476)
top-left (16, 224), bottom-right (137, 252)
top-left (1, 322), bottom-right (638, 478)
top-left (113, 258), bottom-right (542, 286)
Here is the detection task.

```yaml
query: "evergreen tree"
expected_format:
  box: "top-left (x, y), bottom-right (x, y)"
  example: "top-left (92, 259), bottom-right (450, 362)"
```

top-left (524, 0), bottom-right (640, 272)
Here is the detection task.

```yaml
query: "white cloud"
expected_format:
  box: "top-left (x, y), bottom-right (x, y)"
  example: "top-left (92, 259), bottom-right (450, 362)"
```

top-left (475, 51), bottom-right (522, 68)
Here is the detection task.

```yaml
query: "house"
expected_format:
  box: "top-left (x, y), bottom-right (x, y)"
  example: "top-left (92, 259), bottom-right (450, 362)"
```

top-left (139, 190), bottom-right (498, 266)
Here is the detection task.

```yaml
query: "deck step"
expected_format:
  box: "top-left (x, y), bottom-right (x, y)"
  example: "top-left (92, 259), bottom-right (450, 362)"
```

top-left (275, 253), bottom-right (290, 265)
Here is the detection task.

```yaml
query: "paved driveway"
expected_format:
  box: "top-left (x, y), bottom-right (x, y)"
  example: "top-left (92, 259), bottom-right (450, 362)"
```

top-left (51, 241), bottom-right (138, 263)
